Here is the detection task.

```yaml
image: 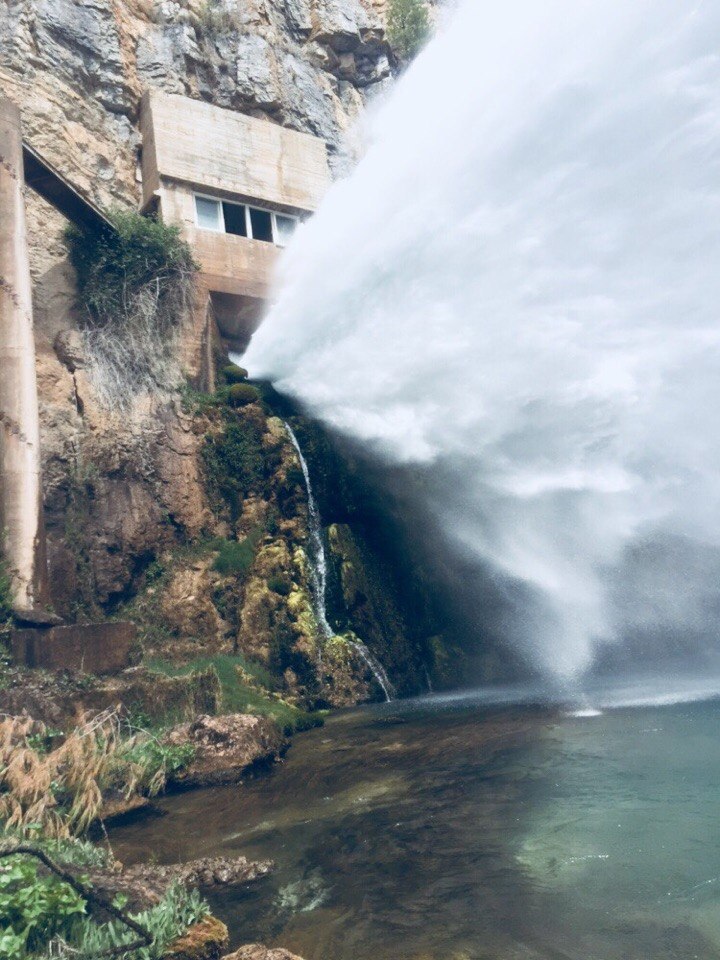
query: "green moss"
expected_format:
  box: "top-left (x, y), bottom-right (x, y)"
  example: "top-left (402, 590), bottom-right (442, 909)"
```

top-left (211, 530), bottom-right (261, 575)
top-left (202, 416), bottom-right (265, 517)
top-left (222, 363), bottom-right (248, 384)
top-left (146, 655), bottom-right (324, 735)
top-left (267, 574), bottom-right (292, 596)
top-left (227, 382), bottom-right (260, 407)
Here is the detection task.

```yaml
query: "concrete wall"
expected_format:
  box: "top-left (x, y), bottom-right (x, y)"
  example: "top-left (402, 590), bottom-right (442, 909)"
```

top-left (141, 90), bottom-right (330, 214)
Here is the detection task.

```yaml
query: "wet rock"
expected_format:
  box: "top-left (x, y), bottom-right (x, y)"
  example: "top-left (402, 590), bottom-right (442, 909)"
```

top-left (165, 713), bottom-right (287, 787)
top-left (163, 916), bottom-right (229, 960)
top-left (222, 947), bottom-right (305, 960)
top-left (89, 856), bottom-right (274, 913)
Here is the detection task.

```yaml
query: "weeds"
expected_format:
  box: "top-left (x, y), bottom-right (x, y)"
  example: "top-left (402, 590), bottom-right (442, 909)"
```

top-left (66, 209), bottom-right (197, 410)
top-left (147, 655), bottom-right (324, 735)
top-left (0, 710), bottom-right (195, 839)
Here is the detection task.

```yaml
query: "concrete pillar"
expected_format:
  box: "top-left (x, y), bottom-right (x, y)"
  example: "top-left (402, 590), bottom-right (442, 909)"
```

top-left (0, 98), bottom-right (48, 611)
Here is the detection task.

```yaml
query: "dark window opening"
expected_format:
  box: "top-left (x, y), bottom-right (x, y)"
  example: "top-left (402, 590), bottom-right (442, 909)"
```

top-left (222, 201), bottom-right (248, 237)
top-left (249, 207), bottom-right (273, 243)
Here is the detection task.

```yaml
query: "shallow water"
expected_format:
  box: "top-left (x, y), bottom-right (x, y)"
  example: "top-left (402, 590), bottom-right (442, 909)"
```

top-left (111, 689), bottom-right (720, 959)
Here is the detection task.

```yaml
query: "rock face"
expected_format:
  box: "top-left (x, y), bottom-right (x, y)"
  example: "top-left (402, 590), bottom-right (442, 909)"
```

top-left (165, 713), bottom-right (287, 787)
top-left (0, 0), bottom-right (441, 705)
top-left (10, 620), bottom-right (137, 674)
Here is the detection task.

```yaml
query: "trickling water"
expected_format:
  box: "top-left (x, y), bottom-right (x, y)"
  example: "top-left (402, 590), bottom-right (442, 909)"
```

top-left (285, 422), bottom-right (333, 640)
top-left (344, 637), bottom-right (394, 703)
top-left (284, 422), bottom-right (394, 701)
top-left (245, 1), bottom-right (720, 685)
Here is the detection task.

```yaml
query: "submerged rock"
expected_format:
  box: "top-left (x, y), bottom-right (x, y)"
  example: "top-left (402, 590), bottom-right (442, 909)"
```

top-left (165, 713), bottom-right (287, 787)
top-left (222, 947), bottom-right (305, 960)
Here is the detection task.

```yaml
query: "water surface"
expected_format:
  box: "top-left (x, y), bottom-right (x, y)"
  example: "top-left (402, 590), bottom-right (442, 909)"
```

top-left (112, 690), bottom-right (720, 959)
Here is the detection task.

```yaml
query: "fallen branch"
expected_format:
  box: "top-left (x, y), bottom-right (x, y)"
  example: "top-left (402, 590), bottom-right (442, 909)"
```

top-left (0, 843), bottom-right (153, 958)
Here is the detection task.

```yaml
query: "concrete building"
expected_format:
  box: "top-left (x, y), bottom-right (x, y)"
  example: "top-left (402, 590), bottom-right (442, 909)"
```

top-left (139, 90), bottom-right (331, 355)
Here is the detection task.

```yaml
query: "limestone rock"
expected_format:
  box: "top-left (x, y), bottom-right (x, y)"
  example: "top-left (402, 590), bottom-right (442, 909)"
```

top-left (163, 916), bottom-right (229, 960)
top-left (222, 947), bottom-right (305, 960)
top-left (165, 713), bottom-right (287, 787)
top-left (53, 330), bottom-right (85, 372)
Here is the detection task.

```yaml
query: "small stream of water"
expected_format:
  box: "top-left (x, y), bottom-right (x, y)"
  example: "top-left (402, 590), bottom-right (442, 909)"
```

top-left (284, 422), bottom-right (393, 702)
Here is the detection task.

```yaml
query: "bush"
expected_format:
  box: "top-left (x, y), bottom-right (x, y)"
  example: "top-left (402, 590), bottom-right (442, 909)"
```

top-left (222, 363), bottom-right (248, 384)
top-left (202, 418), bottom-right (265, 516)
top-left (227, 383), bottom-right (260, 407)
top-left (267, 574), bottom-right (291, 597)
top-left (387, 0), bottom-right (430, 60)
top-left (211, 533), bottom-right (260, 576)
top-left (0, 854), bottom-right (86, 958)
top-left (196, 0), bottom-right (242, 35)
top-left (65, 209), bottom-right (197, 409)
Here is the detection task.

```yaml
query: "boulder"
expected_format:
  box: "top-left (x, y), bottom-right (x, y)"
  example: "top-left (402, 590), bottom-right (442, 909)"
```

top-left (223, 948), bottom-right (305, 960)
top-left (163, 916), bottom-right (229, 960)
top-left (165, 713), bottom-right (287, 787)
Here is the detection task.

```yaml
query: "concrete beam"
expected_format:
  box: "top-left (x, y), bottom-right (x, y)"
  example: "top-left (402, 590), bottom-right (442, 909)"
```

top-left (0, 97), bottom-right (48, 611)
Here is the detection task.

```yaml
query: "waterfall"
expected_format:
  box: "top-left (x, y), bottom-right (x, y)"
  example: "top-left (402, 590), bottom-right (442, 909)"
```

top-left (284, 423), bottom-right (394, 701)
top-left (285, 422), bottom-right (333, 639)
top-left (245, 1), bottom-right (720, 686)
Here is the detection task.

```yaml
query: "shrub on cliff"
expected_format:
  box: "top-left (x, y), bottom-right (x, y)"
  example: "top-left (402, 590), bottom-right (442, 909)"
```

top-left (66, 209), bottom-right (197, 409)
top-left (222, 363), bottom-right (248, 384)
top-left (387, 0), bottom-right (430, 61)
top-left (227, 383), bottom-right (260, 407)
top-left (202, 418), bottom-right (265, 517)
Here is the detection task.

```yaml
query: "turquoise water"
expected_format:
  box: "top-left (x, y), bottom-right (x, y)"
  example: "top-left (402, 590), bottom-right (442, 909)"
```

top-left (111, 687), bottom-right (720, 959)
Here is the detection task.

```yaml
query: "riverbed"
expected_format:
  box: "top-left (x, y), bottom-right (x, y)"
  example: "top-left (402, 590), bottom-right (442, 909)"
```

top-left (111, 685), bottom-right (720, 959)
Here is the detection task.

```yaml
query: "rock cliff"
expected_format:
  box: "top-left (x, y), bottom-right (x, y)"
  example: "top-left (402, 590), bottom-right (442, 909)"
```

top-left (0, 0), bottom-right (444, 707)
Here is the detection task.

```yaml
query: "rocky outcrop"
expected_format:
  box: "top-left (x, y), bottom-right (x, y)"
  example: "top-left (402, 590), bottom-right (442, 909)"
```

top-left (89, 855), bottom-right (273, 914)
top-left (223, 948), bottom-right (305, 960)
top-left (163, 915), bottom-right (230, 960)
top-left (165, 713), bottom-right (287, 787)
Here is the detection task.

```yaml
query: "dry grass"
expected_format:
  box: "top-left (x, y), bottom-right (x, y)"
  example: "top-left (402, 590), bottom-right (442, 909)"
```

top-left (0, 709), bottom-right (175, 839)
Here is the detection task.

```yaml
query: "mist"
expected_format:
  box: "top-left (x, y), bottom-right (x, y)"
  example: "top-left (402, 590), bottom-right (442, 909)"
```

top-left (243, 0), bottom-right (720, 683)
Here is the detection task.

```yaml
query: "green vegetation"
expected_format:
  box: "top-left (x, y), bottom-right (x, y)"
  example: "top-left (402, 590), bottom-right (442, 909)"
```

top-left (227, 382), bottom-right (260, 407)
top-left (65, 209), bottom-right (197, 408)
top-left (147, 655), bottom-right (324, 735)
top-left (71, 882), bottom-right (208, 960)
top-left (0, 853), bottom-right (86, 958)
top-left (0, 712), bottom-right (194, 840)
top-left (267, 574), bottom-right (292, 597)
top-left (0, 846), bottom-right (207, 960)
top-left (222, 363), bottom-right (249, 384)
top-left (387, 0), bottom-right (430, 61)
top-left (211, 529), bottom-right (262, 575)
top-left (202, 417), bottom-right (265, 517)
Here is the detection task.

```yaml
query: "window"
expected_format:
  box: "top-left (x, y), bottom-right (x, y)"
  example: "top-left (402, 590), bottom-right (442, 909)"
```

top-left (274, 214), bottom-right (297, 247)
top-left (194, 194), bottom-right (301, 247)
top-left (222, 201), bottom-right (248, 237)
top-left (195, 195), bottom-right (223, 231)
top-left (249, 207), bottom-right (274, 243)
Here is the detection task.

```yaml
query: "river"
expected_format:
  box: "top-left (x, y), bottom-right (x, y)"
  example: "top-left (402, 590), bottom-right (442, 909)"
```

top-left (110, 683), bottom-right (720, 959)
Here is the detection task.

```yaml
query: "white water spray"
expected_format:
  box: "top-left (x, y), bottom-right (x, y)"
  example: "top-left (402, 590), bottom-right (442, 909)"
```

top-left (247, 1), bottom-right (720, 682)
top-left (285, 423), bottom-right (394, 701)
